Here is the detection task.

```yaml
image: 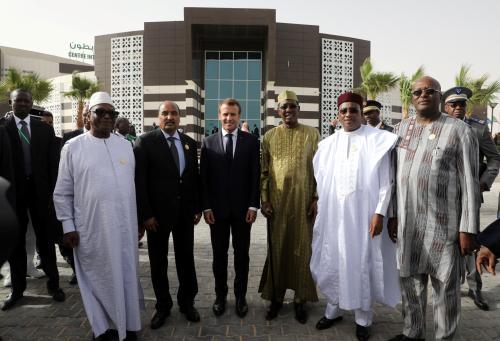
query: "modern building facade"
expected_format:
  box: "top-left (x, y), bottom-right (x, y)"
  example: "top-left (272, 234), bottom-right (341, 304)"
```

top-left (0, 46), bottom-right (94, 117)
top-left (0, 46), bottom-right (93, 82)
top-left (94, 7), bottom-right (371, 141)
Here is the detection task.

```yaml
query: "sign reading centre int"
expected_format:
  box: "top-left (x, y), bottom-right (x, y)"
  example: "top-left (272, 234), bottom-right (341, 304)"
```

top-left (68, 42), bottom-right (94, 62)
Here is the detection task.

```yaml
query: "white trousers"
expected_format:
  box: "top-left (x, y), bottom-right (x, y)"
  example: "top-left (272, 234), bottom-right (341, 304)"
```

top-left (325, 302), bottom-right (373, 327)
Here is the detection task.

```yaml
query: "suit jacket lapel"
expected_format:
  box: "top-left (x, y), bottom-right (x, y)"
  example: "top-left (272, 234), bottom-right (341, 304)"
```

top-left (233, 129), bottom-right (244, 162)
top-left (179, 132), bottom-right (189, 176)
top-left (6, 117), bottom-right (21, 152)
top-left (216, 131), bottom-right (224, 156)
top-left (30, 120), bottom-right (38, 155)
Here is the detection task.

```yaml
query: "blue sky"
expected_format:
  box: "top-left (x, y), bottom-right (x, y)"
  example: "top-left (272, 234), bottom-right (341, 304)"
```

top-left (2, 0), bottom-right (499, 91)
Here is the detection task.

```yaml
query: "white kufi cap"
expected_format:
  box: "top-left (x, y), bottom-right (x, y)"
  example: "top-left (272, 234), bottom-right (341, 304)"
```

top-left (88, 92), bottom-right (114, 110)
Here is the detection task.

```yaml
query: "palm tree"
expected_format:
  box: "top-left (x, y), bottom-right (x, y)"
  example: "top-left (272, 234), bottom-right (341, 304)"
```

top-left (455, 64), bottom-right (500, 117)
top-left (399, 66), bottom-right (425, 119)
top-left (64, 72), bottom-right (100, 129)
top-left (0, 67), bottom-right (53, 104)
top-left (357, 58), bottom-right (399, 100)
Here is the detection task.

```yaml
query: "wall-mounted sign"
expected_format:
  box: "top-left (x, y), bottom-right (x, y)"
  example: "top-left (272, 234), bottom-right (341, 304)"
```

top-left (68, 42), bottom-right (94, 62)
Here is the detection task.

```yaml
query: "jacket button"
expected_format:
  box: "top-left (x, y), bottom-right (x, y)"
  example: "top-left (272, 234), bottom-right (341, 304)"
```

top-left (179, 180), bottom-right (182, 184)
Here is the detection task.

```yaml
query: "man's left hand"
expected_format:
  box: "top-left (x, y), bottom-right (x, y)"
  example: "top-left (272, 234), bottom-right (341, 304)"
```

top-left (138, 225), bottom-right (146, 240)
top-left (476, 245), bottom-right (497, 275)
top-left (246, 209), bottom-right (257, 224)
top-left (194, 212), bottom-right (202, 225)
top-left (459, 232), bottom-right (477, 256)
top-left (369, 214), bottom-right (384, 238)
top-left (480, 183), bottom-right (489, 192)
top-left (308, 199), bottom-right (318, 222)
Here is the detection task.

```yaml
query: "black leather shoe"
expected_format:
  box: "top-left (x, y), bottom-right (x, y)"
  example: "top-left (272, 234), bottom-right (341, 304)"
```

top-left (235, 297), bottom-right (248, 318)
top-left (150, 310), bottom-right (170, 329)
top-left (388, 334), bottom-right (424, 341)
top-left (1, 293), bottom-right (23, 311)
top-left (180, 305), bottom-right (200, 322)
top-left (468, 289), bottom-right (489, 311)
top-left (125, 331), bottom-right (138, 341)
top-left (212, 295), bottom-right (226, 316)
top-left (265, 301), bottom-right (283, 321)
top-left (356, 324), bottom-right (370, 341)
top-left (48, 287), bottom-right (66, 302)
top-left (294, 303), bottom-right (308, 324)
top-left (69, 274), bottom-right (78, 285)
top-left (315, 316), bottom-right (343, 330)
top-left (92, 332), bottom-right (109, 341)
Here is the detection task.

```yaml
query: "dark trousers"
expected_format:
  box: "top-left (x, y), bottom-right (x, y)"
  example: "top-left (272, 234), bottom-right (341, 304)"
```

top-left (8, 182), bottom-right (59, 294)
top-left (210, 214), bottom-right (251, 299)
top-left (58, 245), bottom-right (75, 273)
top-left (147, 218), bottom-right (198, 312)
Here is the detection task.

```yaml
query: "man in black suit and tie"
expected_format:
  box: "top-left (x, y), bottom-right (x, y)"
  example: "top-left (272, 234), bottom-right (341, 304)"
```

top-left (61, 105), bottom-right (90, 146)
top-left (363, 100), bottom-right (394, 132)
top-left (200, 98), bottom-right (260, 317)
top-left (0, 89), bottom-right (65, 310)
top-left (134, 100), bottom-right (201, 329)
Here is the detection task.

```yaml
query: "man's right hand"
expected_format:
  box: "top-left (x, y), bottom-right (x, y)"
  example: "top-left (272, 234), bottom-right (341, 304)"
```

top-left (203, 210), bottom-right (215, 225)
top-left (143, 217), bottom-right (159, 232)
top-left (63, 231), bottom-right (79, 249)
top-left (387, 218), bottom-right (398, 243)
top-left (261, 202), bottom-right (273, 219)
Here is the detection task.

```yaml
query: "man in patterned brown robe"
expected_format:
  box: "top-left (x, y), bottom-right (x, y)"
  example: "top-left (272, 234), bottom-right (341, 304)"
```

top-left (259, 90), bottom-right (319, 324)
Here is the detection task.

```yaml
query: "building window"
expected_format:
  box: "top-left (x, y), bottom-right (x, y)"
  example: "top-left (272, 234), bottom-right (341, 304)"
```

top-left (204, 51), bottom-right (262, 137)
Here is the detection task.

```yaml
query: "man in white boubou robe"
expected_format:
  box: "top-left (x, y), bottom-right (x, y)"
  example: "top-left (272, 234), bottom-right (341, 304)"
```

top-left (311, 92), bottom-right (400, 341)
top-left (53, 92), bottom-right (143, 341)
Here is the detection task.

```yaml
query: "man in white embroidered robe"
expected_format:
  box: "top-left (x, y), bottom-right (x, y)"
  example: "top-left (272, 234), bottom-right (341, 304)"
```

top-left (311, 92), bottom-right (400, 341)
top-left (53, 92), bottom-right (143, 341)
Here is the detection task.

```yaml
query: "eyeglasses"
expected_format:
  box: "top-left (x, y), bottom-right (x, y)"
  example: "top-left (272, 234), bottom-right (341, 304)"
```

top-left (279, 103), bottom-right (298, 110)
top-left (339, 107), bottom-right (360, 115)
top-left (91, 108), bottom-right (119, 118)
top-left (448, 101), bottom-right (467, 108)
top-left (412, 88), bottom-right (441, 98)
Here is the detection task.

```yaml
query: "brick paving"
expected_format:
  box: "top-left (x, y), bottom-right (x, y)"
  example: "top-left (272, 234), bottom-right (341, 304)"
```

top-left (1, 183), bottom-right (499, 341)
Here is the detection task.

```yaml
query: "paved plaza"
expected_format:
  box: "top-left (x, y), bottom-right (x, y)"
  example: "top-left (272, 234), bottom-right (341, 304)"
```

top-left (1, 182), bottom-right (499, 341)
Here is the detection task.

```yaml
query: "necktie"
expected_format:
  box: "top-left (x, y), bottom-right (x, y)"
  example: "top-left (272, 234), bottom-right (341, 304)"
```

top-left (225, 133), bottom-right (233, 163)
top-left (19, 121), bottom-right (31, 176)
top-left (167, 136), bottom-right (180, 174)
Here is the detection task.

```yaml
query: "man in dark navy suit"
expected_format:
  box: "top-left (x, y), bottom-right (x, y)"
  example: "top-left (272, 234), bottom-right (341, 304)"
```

top-left (61, 105), bottom-right (91, 146)
top-left (0, 89), bottom-right (65, 310)
top-left (134, 100), bottom-right (201, 329)
top-left (200, 98), bottom-right (260, 318)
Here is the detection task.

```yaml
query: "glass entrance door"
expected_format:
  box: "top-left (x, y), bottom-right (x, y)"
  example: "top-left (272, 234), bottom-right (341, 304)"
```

top-left (204, 51), bottom-right (262, 137)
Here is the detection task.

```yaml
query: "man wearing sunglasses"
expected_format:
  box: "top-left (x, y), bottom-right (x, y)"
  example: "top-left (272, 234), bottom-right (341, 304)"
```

top-left (311, 92), bottom-right (400, 341)
top-left (259, 90), bottom-right (320, 324)
top-left (389, 77), bottom-right (479, 341)
top-left (54, 92), bottom-right (143, 341)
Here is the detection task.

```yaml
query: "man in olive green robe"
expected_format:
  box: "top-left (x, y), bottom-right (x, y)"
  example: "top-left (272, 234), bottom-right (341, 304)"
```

top-left (259, 90), bottom-right (319, 324)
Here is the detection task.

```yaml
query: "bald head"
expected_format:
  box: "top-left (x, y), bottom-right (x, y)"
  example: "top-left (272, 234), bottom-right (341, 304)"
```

top-left (412, 76), bottom-right (441, 92)
top-left (411, 76), bottom-right (442, 118)
top-left (158, 100), bottom-right (180, 134)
